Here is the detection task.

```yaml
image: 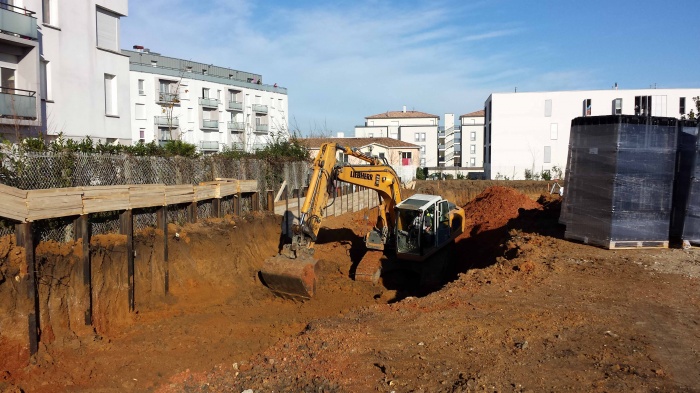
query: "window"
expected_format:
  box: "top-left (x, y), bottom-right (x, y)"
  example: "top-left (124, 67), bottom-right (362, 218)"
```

top-left (134, 103), bottom-right (145, 119)
top-left (40, 61), bottom-right (52, 100)
top-left (401, 152), bottom-right (412, 166)
top-left (470, 131), bottom-right (476, 141)
top-left (635, 96), bottom-right (652, 116)
top-left (138, 79), bottom-right (144, 95)
top-left (1, 67), bottom-right (15, 92)
top-left (379, 152), bottom-right (385, 160)
top-left (104, 74), bottom-right (117, 116)
top-left (368, 133), bottom-right (373, 138)
top-left (338, 152), bottom-right (348, 163)
top-left (470, 157), bottom-right (476, 167)
top-left (420, 158), bottom-right (426, 166)
top-left (420, 145), bottom-right (425, 153)
top-left (414, 133), bottom-right (420, 142)
top-left (139, 128), bottom-right (145, 142)
top-left (680, 97), bottom-right (686, 115)
top-left (544, 146), bottom-right (551, 164)
top-left (151, 60), bottom-right (157, 67)
top-left (217, 90), bottom-right (221, 100)
top-left (544, 99), bottom-right (552, 117)
top-left (470, 145), bottom-right (476, 154)
top-left (202, 88), bottom-right (209, 98)
top-left (583, 99), bottom-right (591, 116)
top-left (550, 123), bottom-right (558, 140)
top-left (96, 7), bottom-right (119, 51)
top-left (613, 98), bottom-right (622, 115)
top-left (420, 132), bottom-right (426, 142)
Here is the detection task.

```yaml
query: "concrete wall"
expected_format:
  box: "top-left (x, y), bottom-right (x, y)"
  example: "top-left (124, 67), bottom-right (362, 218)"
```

top-left (484, 88), bottom-right (700, 180)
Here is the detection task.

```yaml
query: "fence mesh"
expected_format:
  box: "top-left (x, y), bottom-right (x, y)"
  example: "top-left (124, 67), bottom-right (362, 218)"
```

top-left (0, 151), bottom-right (312, 243)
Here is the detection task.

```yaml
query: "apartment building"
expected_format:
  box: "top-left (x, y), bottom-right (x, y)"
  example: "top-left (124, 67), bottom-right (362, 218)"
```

top-left (459, 110), bottom-right (485, 168)
top-left (302, 137), bottom-right (420, 182)
top-left (124, 49), bottom-right (288, 153)
top-left (354, 107), bottom-right (439, 167)
top-left (484, 88), bottom-right (700, 180)
top-left (0, 0), bottom-right (131, 142)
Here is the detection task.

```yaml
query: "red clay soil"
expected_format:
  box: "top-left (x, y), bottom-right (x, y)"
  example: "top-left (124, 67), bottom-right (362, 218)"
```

top-left (1, 185), bottom-right (699, 392)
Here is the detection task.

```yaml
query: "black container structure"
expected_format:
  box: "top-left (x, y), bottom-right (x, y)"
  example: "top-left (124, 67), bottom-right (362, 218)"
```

top-left (563, 115), bottom-right (678, 248)
top-left (676, 121), bottom-right (700, 246)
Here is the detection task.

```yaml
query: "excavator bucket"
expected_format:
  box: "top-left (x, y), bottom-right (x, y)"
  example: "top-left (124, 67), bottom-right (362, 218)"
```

top-left (260, 254), bottom-right (318, 300)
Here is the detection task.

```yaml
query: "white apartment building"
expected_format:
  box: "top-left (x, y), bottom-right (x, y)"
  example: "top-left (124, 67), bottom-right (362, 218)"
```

top-left (459, 110), bottom-right (485, 168)
top-left (484, 88), bottom-right (700, 180)
top-left (124, 49), bottom-right (288, 153)
top-left (354, 107), bottom-right (439, 167)
top-left (0, 0), bottom-right (131, 142)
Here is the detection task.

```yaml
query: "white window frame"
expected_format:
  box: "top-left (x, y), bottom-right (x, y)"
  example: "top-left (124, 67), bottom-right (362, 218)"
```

top-left (550, 123), bottom-right (558, 140)
top-left (470, 131), bottom-right (476, 141)
top-left (134, 103), bottom-right (145, 120)
top-left (544, 146), bottom-right (552, 164)
top-left (420, 132), bottom-right (426, 142)
top-left (138, 79), bottom-right (145, 95)
top-left (414, 133), bottom-right (420, 142)
top-left (104, 73), bottom-right (117, 116)
top-left (96, 7), bottom-right (119, 52)
top-left (470, 157), bottom-right (476, 167)
top-left (470, 144), bottom-right (476, 154)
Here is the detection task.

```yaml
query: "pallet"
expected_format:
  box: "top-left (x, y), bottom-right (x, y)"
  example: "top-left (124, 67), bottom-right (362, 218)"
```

top-left (565, 232), bottom-right (668, 249)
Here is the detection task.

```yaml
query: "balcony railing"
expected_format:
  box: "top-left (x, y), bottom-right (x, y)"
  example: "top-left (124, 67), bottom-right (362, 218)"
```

top-left (154, 116), bottom-right (179, 127)
top-left (254, 123), bottom-right (269, 133)
top-left (199, 97), bottom-right (220, 108)
top-left (227, 101), bottom-right (243, 111)
top-left (0, 5), bottom-right (38, 41)
top-left (156, 92), bottom-right (179, 104)
top-left (201, 119), bottom-right (219, 130)
top-left (228, 121), bottom-right (245, 132)
top-left (200, 141), bottom-right (220, 151)
top-left (0, 88), bottom-right (36, 119)
top-left (252, 104), bottom-right (268, 114)
top-left (251, 143), bottom-right (266, 151)
top-left (230, 142), bottom-right (245, 151)
top-left (438, 144), bottom-right (445, 150)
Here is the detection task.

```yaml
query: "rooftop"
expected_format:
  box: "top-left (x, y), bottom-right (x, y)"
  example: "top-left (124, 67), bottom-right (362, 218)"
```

top-left (301, 137), bottom-right (420, 150)
top-left (366, 110), bottom-right (439, 120)
top-left (122, 49), bottom-right (286, 95)
top-left (460, 110), bottom-right (485, 118)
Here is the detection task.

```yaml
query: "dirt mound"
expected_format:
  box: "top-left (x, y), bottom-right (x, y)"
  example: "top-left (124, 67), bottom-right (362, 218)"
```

top-left (461, 186), bottom-right (541, 236)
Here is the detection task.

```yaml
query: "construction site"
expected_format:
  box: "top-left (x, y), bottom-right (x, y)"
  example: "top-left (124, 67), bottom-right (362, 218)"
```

top-left (1, 126), bottom-right (700, 392)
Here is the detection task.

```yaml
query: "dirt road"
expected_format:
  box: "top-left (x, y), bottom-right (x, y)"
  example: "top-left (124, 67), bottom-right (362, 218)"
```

top-left (1, 183), bottom-right (699, 392)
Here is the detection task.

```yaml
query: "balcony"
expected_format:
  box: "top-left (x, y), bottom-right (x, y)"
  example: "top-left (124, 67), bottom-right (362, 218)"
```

top-left (438, 144), bottom-right (445, 150)
top-left (201, 119), bottom-right (219, 130)
top-left (252, 104), bottom-right (268, 114)
top-left (0, 88), bottom-right (36, 119)
top-left (199, 97), bottom-right (220, 108)
top-left (154, 116), bottom-right (179, 127)
top-left (228, 121), bottom-right (245, 132)
top-left (200, 141), bottom-right (220, 151)
top-left (254, 123), bottom-right (269, 133)
top-left (227, 101), bottom-right (243, 111)
top-left (0, 5), bottom-right (38, 41)
top-left (156, 92), bottom-right (179, 104)
top-left (230, 142), bottom-right (245, 151)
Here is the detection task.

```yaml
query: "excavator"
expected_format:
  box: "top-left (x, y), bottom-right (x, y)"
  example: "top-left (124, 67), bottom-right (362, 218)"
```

top-left (260, 142), bottom-right (465, 300)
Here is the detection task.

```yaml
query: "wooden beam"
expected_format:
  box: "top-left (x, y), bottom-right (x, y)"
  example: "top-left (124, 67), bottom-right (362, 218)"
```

top-left (188, 202), bottom-right (197, 223)
top-left (267, 190), bottom-right (274, 212)
top-left (16, 222), bottom-right (39, 356)
top-left (274, 180), bottom-right (287, 203)
top-left (212, 198), bottom-right (221, 218)
top-left (120, 210), bottom-right (135, 312)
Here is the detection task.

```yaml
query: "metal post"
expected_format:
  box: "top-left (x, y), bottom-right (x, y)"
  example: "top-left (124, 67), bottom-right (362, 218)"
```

top-left (120, 210), bottom-right (135, 312)
top-left (16, 222), bottom-right (39, 356)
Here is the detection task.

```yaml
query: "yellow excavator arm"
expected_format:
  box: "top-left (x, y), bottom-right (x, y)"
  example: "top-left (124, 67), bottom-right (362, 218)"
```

top-left (260, 142), bottom-right (402, 299)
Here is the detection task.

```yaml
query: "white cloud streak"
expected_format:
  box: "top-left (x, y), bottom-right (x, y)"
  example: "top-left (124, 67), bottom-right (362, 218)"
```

top-left (122, 1), bottom-right (586, 134)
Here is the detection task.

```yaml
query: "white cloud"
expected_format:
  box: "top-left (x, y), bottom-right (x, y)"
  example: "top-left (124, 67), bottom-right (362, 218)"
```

top-left (122, 1), bottom-right (576, 134)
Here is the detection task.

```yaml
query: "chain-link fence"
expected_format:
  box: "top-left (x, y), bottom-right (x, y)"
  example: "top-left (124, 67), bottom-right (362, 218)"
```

top-left (0, 152), bottom-right (311, 242)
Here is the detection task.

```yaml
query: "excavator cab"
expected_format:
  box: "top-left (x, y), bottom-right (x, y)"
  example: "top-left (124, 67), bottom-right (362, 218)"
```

top-left (395, 194), bottom-right (464, 261)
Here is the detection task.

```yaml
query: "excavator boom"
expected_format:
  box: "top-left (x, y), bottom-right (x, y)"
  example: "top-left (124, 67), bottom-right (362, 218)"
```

top-left (260, 142), bottom-right (403, 299)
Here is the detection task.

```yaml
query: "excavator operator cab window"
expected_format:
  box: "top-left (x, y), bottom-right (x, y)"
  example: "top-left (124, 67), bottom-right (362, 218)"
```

top-left (422, 205), bottom-right (436, 250)
top-left (396, 209), bottom-right (421, 254)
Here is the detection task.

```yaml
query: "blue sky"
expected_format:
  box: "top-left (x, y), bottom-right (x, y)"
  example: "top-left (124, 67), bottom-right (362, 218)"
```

top-left (121, 0), bottom-right (700, 136)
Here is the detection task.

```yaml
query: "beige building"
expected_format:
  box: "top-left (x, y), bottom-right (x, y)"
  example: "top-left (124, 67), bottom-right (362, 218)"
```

top-left (354, 107), bottom-right (439, 168)
top-left (301, 137), bottom-right (420, 182)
